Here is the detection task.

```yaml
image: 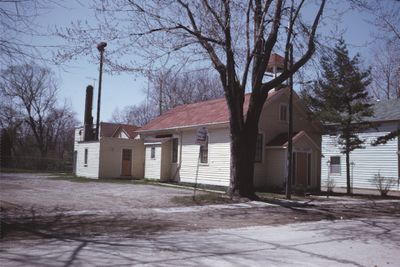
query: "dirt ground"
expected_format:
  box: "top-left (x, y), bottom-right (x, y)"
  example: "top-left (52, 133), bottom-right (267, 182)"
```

top-left (1, 172), bottom-right (400, 241)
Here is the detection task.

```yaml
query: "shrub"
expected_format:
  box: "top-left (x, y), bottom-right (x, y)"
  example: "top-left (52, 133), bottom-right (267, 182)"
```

top-left (323, 177), bottom-right (336, 198)
top-left (370, 173), bottom-right (396, 196)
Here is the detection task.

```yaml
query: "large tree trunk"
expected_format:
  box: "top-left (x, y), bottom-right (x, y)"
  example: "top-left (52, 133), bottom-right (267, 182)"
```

top-left (227, 92), bottom-right (265, 199)
top-left (345, 149), bottom-right (351, 195)
top-left (229, 126), bottom-right (259, 198)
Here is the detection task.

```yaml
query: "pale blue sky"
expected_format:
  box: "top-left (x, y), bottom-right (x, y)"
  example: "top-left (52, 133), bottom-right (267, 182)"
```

top-left (26, 1), bottom-right (379, 124)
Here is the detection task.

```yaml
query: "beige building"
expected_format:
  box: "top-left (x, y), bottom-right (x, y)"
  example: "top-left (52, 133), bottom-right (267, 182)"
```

top-left (138, 88), bottom-right (322, 190)
top-left (74, 123), bottom-right (144, 179)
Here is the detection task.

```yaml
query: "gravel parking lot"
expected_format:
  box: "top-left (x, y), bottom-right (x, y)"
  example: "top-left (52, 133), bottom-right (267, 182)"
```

top-left (1, 172), bottom-right (400, 266)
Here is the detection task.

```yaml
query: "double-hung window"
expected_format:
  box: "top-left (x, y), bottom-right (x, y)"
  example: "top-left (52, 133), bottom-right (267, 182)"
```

top-left (172, 138), bottom-right (178, 163)
top-left (84, 148), bottom-right (88, 167)
top-left (200, 136), bottom-right (208, 164)
top-left (279, 104), bottom-right (288, 122)
top-left (330, 156), bottom-right (341, 174)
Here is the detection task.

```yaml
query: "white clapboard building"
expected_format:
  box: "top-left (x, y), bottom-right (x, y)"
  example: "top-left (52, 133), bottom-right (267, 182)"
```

top-left (321, 99), bottom-right (400, 192)
top-left (137, 87), bottom-right (322, 190)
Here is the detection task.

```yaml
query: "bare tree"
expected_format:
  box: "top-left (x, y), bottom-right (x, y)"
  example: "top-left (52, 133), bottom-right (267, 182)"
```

top-left (58, 0), bottom-right (326, 198)
top-left (112, 69), bottom-right (223, 126)
top-left (351, 1), bottom-right (400, 143)
top-left (148, 69), bottom-right (224, 114)
top-left (111, 103), bottom-right (158, 127)
top-left (370, 43), bottom-right (400, 100)
top-left (350, 0), bottom-right (400, 44)
top-left (0, 0), bottom-right (60, 65)
top-left (0, 63), bottom-right (77, 161)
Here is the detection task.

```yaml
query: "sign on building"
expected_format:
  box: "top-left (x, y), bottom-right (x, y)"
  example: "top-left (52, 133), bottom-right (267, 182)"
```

top-left (196, 127), bottom-right (208, 146)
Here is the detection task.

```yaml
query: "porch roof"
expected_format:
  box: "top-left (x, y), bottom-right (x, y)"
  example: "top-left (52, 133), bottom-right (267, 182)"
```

top-left (266, 130), bottom-right (320, 151)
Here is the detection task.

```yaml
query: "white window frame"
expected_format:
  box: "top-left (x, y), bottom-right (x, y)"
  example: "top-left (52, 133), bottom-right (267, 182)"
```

top-left (329, 156), bottom-right (341, 175)
top-left (200, 135), bottom-right (209, 164)
top-left (84, 148), bottom-right (88, 167)
top-left (150, 146), bottom-right (156, 159)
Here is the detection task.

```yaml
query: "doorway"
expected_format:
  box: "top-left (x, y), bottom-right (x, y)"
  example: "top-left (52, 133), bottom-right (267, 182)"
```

top-left (292, 152), bottom-right (311, 186)
top-left (121, 149), bottom-right (132, 176)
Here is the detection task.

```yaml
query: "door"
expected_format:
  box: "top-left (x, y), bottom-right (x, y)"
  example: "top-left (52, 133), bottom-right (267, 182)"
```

top-left (293, 152), bottom-right (310, 186)
top-left (121, 149), bottom-right (132, 176)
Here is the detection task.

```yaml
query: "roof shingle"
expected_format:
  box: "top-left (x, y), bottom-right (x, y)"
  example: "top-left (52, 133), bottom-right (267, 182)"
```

top-left (100, 122), bottom-right (139, 139)
top-left (369, 99), bottom-right (400, 122)
top-left (139, 89), bottom-right (283, 132)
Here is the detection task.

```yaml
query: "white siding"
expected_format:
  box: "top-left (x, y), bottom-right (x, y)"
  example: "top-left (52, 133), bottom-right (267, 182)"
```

top-left (178, 127), bottom-right (231, 186)
top-left (99, 138), bottom-right (144, 179)
top-left (321, 131), bottom-right (399, 191)
top-left (144, 145), bottom-right (162, 180)
top-left (74, 141), bottom-right (100, 178)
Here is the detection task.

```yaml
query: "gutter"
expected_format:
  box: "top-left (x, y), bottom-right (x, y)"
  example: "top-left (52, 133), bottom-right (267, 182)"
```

top-left (137, 121), bottom-right (230, 134)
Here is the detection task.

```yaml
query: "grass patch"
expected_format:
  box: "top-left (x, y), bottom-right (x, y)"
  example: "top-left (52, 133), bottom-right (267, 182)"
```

top-left (165, 181), bottom-right (228, 192)
top-left (256, 191), bottom-right (309, 201)
top-left (171, 192), bottom-right (237, 206)
top-left (47, 175), bottom-right (147, 185)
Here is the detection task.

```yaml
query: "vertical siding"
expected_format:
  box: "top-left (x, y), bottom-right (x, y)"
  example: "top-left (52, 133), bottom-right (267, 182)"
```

top-left (292, 137), bottom-right (320, 188)
top-left (144, 145), bottom-right (162, 180)
top-left (321, 132), bottom-right (399, 191)
top-left (178, 127), bottom-right (231, 186)
top-left (75, 141), bottom-right (100, 178)
top-left (98, 138), bottom-right (144, 179)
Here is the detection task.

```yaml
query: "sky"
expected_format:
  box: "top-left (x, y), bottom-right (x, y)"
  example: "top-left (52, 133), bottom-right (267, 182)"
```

top-left (8, 1), bottom-right (381, 125)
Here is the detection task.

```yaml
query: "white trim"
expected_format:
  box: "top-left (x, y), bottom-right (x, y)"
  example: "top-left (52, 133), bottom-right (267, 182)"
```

top-left (144, 141), bottom-right (163, 146)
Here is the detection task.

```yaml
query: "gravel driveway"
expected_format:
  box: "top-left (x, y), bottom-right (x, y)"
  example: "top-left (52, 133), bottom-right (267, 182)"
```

top-left (1, 172), bottom-right (400, 266)
top-left (1, 173), bottom-right (194, 213)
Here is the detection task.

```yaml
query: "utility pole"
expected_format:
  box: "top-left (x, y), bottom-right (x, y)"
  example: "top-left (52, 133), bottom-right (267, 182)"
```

top-left (159, 82), bottom-right (163, 116)
top-left (286, 43), bottom-right (294, 199)
top-left (95, 42), bottom-right (107, 140)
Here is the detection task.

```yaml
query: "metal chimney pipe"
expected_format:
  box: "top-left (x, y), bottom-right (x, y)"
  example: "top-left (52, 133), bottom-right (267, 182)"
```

top-left (84, 85), bottom-right (94, 141)
top-left (95, 42), bottom-right (107, 140)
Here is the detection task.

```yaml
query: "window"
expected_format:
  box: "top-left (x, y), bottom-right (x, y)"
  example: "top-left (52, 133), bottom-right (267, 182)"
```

top-left (279, 104), bottom-right (288, 122)
top-left (330, 156), bottom-right (341, 174)
top-left (122, 149), bottom-right (132, 161)
top-left (151, 147), bottom-right (156, 159)
top-left (255, 133), bottom-right (263, 163)
top-left (307, 153), bottom-right (312, 186)
top-left (172, 138), bottom-right (178, 163)
top-left (200, 135), bottom-right (208, 164)
top-left (84, 148), bottom-right (88, 166)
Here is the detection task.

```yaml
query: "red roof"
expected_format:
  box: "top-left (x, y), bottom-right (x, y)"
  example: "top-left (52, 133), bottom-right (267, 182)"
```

top-left (100, 122), bottom-right (139, 139)
top-left (140, 89), bottom-right (283, 132)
